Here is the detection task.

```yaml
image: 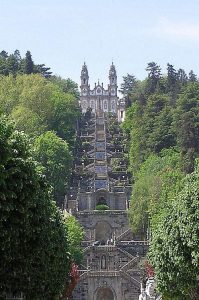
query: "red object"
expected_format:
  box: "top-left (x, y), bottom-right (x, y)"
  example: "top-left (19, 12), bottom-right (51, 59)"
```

top-left (70, 263), bottom-right (80, 280)
top-left (65, 263), bottom-right (80, 299)
top-left (145, 261), bottom-right (154, 278)
top-left (61, 263), bottom-right (79, 300)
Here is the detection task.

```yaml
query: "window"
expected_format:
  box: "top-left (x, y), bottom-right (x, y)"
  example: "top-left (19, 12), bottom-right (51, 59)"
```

top-left (104, 101), bottom-right (107, 109)
top-left (91, 101), bottom-right (95, 109)
top-left (101, 255), bottom-right (106, 269)
top-left (83, 101), bottom-right (87, 108)
top-left (121, 111), bottom-right (124, 118)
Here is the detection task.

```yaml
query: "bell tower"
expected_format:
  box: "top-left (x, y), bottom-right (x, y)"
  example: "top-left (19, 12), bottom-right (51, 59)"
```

top-left (109, 62), bottom-right (117, 87)
top-left (80, 62), bottom-right (89, 96)
top-left (109, 62), bottom-right (118, 112)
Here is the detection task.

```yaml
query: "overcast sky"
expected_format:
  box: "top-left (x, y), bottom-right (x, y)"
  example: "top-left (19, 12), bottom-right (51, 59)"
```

top-left (1, 0), bottom-right (199, 87)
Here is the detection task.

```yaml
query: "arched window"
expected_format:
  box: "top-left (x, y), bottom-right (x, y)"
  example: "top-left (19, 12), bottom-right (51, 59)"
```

top-left (104, 101), bottom-right (107, 109)
top-left (83, 78), bottom-right (86, 84)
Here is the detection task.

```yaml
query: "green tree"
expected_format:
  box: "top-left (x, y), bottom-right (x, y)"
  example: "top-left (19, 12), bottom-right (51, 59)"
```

top-left (65, 215), bottom-right (84, 265)
top-left (149, 162), bottom-right (199, 299)
top-left (50, 91), bottom-right (79, 143)
top-left (24, 50), bottom-right (34, 74)
top-left (189, 70), bottom-right (197, 82)
top-left (120, 74), bottom-right (137, 107)
top-left (0, 75), bottom-right (19, 115)
top-left (166, 63), bottom-right (180, 98)
top-left (10, 105), bottom-right (46, 137)
top-left (0, 117), bottom-right (71, 299)
top-left (0, 51), bottom-right (9, 76)
top-left (7, 54), bottom-right (19, 76)
top-left (146, 62), bottom-right (162, 93)
top-left (50, 76), bottom-right (80, 98)
top-left (144, 94), bottom-right (175, 153)
top-left (128, 149), bottom-right (183, 236)
top-left (173, 82), bottom-right (199, 173)
top-left (15, 74), bottom-right (54, 123)
top-left (34, 63), bottom-right (52, 78)
top-left (177, 68), bottom-right (188, 85)
top-left (34, 131), bottom-right (72, 206)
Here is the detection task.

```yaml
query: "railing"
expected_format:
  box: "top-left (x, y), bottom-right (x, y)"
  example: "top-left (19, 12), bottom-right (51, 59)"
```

top-left (5, 293), bottom-right (24, 300)
top-left (78, 269), bottom-right (140, 288)
top-left (93, 245), bottom-right (116, 251)
top-left (120, 257), bottom-right (138, 271)
top-left (117, 240), bottom-right (150, 246)
top-left (90, 270), bottom-right (119, 277)
top-left (88, 270), bottom-right (120, 277)
top-left (76, 210), bottom-right (127, 216)
top-left (83, 244), bottom-right (116, 253)
top-left (111, 186), bottom-right (124, 192)
top-left (117, 246), bottom-right (135, 260)
top-left (116, 228), bottom-right (132, 241)
top-left (119, 270), bottom-right (140, 288)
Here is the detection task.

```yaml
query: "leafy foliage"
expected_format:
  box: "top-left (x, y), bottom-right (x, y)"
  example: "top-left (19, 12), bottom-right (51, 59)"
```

top-left (95, 204), bottom-right (110, 210)
top-left (122, 62), bottom-right (199, 298)
top-left (0, 117), bottom-right (71, 299)
top-left (128, 149), bottom-right (183, 236)
top-left (34, 131), bottom-right (72, 206)
top-left (149, 162), bottom-right (199, 299)
top-left (65, 215), bottom-right (84, 265)
top-left (0, 73), bottom-right (79, 209)
top-left (0, 49), bottom-right (52, 77)
top-left (173, 82), bottom-right (199, 173)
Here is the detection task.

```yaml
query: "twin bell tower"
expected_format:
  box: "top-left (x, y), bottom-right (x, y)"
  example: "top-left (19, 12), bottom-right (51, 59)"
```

top-left (80, 62), bottom-right (125, 122)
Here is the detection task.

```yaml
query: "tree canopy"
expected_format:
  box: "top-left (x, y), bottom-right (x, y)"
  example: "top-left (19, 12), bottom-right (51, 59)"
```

top-left (122, 62), bottom-right (199, 299)
top-left (0, 49), bottom-right (52, 77)
top-left (34, 131), bottom-right (72, 206)
top-left (0, 117), bottom-right (71, 299)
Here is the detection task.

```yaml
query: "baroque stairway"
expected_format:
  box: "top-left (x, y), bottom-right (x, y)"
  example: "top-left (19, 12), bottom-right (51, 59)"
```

top-left (66, 109), bottom-right (148, 300)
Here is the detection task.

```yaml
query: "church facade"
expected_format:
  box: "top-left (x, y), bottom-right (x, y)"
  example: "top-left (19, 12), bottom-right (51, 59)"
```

top-left (80, 62), bottom-right (125, 122)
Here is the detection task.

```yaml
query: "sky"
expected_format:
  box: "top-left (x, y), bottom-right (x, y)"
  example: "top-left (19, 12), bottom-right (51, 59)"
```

top-left (1, 0), bottom-right (199, 88)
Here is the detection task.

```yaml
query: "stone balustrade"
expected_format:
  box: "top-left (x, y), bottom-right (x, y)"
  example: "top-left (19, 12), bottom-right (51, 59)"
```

top-left (76, 210), bottom-right (127, 216)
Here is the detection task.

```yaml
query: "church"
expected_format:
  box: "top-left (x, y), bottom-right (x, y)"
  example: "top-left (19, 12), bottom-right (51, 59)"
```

top-left (80, 62), bottom-right (125, 122)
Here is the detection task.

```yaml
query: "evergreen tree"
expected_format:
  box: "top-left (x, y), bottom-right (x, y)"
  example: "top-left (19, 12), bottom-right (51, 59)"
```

top-left (173, 82), bottom-right (199, 173)
top-left (189, 70), bottom-right (197, 82)
top-left (7, 54), bottom-right (19, 76)
top-left (24, 50), bottom-right (34, 74)
top-left (13, 49), bottom-right (21, 63)
top-left (0, 50), bottom-right (9, 76)
top-left (34, 63), bottom-right (52, 78)
top-left (166, 63), bottom-right (178, 92)
top-left (177, 68), bottom-right (188, 85)
top-left (146, 62), bottom-right (162, 93)
top-left (120, 74), bottom-right (137, 107)
top-left (0, 50), bottom-right (8, 59)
